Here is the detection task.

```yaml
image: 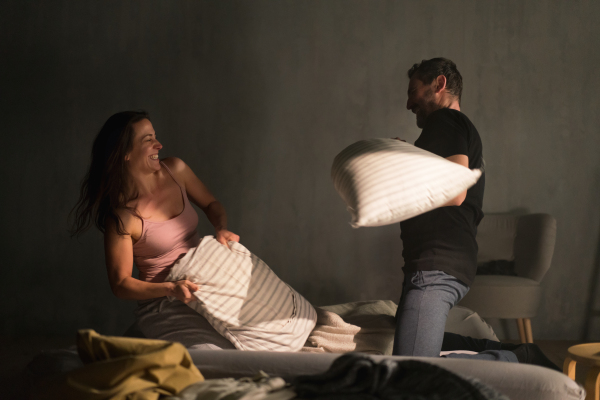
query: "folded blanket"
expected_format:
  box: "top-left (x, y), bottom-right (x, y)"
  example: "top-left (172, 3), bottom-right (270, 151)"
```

top-left (302, 300), bottom-right (397, 355)
top-left (166, 236), bottom-right (317, 352)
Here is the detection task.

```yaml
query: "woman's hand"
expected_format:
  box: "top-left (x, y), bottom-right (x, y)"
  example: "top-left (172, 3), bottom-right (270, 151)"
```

top-left (170, 280), bottom-right (199, 304)
top-left (216, 229), bottom-right (240, 247)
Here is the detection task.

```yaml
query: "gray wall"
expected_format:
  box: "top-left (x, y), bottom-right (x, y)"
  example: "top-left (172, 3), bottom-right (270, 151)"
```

top-left (2, 1), bottom-right (599, 340)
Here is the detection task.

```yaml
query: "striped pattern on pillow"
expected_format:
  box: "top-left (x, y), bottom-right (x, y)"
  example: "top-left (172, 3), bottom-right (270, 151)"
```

top-left (166, 236), bottom-right (317, 351)
top-left (332, 138), bottom-right (482, 227)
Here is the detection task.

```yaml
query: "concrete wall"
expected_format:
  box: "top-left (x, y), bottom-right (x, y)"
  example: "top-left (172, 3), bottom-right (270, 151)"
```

top-left (2, 1), bottom-right (599, 340)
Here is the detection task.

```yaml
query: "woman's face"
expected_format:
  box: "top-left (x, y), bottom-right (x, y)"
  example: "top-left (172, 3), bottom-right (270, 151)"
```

top-left (125, 119), bottom-right (163, 173)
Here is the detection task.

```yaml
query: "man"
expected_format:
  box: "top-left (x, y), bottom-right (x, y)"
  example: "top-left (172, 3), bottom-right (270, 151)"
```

top-left (393, 58), bottom-right (559, 369)
top-left (394, 58), bottom-right (483, 358)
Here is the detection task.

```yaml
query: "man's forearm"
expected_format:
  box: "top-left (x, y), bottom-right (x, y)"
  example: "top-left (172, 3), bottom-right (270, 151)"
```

top-left (441, 190), bottom-right (467, 207)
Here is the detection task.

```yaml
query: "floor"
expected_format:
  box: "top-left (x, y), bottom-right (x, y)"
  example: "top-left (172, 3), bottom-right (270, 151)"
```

top-left (0, 336), bottom-right (591, 399)
top-left (1, 335), bottom-right (76, 400)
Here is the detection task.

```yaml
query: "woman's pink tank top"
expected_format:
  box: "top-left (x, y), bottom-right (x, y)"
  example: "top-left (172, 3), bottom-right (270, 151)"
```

top-left (132, 162), bottom-right (200, 283)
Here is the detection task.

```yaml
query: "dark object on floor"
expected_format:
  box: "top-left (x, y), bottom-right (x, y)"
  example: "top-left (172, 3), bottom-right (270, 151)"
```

top-left (24, 348), bottom-right (83, 385)
top-left (476, 260), bottom-right (517, 276)
top-left (23, 348), bottom-right (84, 398)
top-left (293, 353), bottom-right (509, 400)
top-left (500, 342), bottom-right (562, 372)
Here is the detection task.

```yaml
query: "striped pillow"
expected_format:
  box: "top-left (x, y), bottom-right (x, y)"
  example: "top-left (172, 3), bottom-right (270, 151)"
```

top-left (166, 236), bottom-right (317, 352)
top-left (332, 138), bottom-right (482, 227)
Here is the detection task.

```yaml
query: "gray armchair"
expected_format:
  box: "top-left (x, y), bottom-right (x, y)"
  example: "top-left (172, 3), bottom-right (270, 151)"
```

top-left (458, 213), bottom-right (557, 343)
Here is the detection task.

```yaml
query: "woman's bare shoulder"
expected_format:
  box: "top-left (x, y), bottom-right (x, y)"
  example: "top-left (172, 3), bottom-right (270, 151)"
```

top-left (161, 157), bottom-right (193, 185)
top-left (161, 157), bottom-right (187, 174)
top-left (107, 208), bottom-right (142, 239)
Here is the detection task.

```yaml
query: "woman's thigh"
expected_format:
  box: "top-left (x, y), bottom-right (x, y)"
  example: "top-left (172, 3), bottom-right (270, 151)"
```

top-left (135, 298), bottom-right (236, 350)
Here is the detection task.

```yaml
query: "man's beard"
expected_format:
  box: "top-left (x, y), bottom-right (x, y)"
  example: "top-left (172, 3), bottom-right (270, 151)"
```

top-left (415, 91), bottom-right (437, 128)
top-left (416, 110), bottom-right (427, 128)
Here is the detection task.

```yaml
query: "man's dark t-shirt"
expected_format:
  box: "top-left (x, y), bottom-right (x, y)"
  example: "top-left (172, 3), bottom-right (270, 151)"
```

top-left (400, 108), bottom-right (485, 287)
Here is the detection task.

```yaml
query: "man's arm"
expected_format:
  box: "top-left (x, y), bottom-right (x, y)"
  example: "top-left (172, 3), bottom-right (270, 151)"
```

top-left (442, 154), bottom-right (469, 206)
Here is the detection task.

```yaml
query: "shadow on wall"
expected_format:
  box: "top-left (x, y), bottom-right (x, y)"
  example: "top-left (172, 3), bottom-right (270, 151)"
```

top-left (581, 182), bottom-right (600, 341)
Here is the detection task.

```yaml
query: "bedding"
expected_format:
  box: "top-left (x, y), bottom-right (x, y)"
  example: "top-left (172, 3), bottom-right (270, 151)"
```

top-left (166, 236), bottom-right (317, 352)
top-left (302, 300), bottom-right (396, 354)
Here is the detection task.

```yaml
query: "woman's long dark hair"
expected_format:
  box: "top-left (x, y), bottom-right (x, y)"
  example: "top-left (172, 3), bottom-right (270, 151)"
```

top-left (71, 111), bottom-right (150, 236)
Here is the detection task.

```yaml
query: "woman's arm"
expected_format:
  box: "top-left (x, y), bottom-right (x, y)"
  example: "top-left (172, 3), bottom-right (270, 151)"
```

top-left (164, 157), bottom-right (240, 246)
top-left (104, 214), bottom-right (199, 303)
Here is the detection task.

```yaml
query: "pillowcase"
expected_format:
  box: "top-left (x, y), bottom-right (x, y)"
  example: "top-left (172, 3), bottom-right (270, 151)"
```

top-left (166, 236), bottom-right (317, 352)
top-left (331, 138), bottom-right (482, 227)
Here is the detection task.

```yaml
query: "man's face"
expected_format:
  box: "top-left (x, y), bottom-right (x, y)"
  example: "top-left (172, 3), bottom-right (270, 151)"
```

top-left (406, 76), bottom-right (437, 128)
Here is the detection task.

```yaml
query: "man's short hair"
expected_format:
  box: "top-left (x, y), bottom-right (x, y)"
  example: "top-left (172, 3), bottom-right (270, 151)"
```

top-left (408, 58), bottom-right (463, 102)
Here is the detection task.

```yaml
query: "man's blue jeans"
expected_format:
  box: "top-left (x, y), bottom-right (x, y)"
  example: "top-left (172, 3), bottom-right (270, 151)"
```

top-left (393, 270), bottom-right (517, 362)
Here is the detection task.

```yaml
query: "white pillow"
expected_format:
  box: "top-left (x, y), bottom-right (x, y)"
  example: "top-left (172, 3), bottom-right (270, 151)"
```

top-left (331, 138), bottom-right (482, 227)
top-left (166, 236), bottom-right (317, 352)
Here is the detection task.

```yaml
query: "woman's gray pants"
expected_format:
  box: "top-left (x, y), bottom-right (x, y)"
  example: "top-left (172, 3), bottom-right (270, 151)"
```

top-left (135, 297), bottom-right (236, 350)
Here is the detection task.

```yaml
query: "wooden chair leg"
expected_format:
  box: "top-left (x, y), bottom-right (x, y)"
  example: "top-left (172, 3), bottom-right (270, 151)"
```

top-left (524, 318), bottom-right (534, 343)
top-left (584, 366), bottom-right (600, 400)
top-left (563, 356), bottom-right (576, 379)
top-left (517, 319), bottom-right (527, 343)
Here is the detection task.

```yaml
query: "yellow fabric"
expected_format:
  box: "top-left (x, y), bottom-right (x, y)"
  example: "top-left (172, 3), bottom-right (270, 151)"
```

top-left (36, 329), bottom-right (203, 400)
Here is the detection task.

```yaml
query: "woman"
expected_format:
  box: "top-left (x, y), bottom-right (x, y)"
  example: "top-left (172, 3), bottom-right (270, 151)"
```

top-left (72, 111), bottom-right (238, 349)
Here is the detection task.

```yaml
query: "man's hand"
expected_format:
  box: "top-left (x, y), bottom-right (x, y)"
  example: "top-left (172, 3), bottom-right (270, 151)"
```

top-left (216, 229), bottom-right (240, 247)
top-left (170, 280), bottom-right (199, 304)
